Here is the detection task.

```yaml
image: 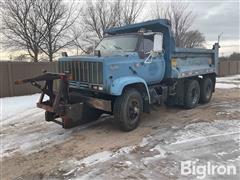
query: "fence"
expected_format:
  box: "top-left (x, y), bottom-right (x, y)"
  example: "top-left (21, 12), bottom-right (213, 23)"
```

top-left (218, 60), bottom-right (240, 76)
top-left (0, 60), bottom-right (240, 97)
top-left (0, 61), bottom-right (58, 98)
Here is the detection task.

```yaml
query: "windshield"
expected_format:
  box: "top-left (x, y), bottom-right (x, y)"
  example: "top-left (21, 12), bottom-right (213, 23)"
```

top-left (95, 35), bottom-right (138, 52)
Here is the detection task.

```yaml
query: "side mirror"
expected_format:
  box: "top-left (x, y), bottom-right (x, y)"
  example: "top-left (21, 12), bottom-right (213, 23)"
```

top-left (153, 33), bottom-right (163, 53)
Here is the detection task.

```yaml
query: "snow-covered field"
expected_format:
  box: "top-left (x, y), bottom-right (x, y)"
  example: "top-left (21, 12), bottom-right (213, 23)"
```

top-left (0, 75), bottom-right (240, 179)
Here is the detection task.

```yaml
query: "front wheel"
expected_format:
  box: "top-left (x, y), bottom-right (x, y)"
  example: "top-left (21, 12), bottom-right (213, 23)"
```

top-left (113, 88), bottom-right (143, 132)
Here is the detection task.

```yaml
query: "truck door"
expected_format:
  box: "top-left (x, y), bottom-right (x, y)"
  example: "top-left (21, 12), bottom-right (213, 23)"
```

top-left (137, 37), bottom-right (165, 84)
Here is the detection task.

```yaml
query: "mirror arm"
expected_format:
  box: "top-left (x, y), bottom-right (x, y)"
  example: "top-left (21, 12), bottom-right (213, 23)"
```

top-left (144, 51), bottom-right (154, 64)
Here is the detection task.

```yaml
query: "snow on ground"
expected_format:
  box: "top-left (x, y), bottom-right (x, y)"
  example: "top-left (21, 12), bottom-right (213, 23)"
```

top-left (61, 119), bottom-right (240, 179)
top-left (57, 100), bottom-right (240, 179)
top-left (1, 93), bottom-right (42, 121)
top-left (215, 83), bottom-right (240, 89)
top-left (0, 93), bottom-right (109, 158)
top-left (216, 74), bottom-right (240, 89)
top-left (216, 74), bottom-right (240, 83)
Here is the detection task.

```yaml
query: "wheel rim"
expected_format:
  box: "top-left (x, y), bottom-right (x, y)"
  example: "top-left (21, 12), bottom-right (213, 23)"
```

top-left (191, 88), bottom-right (199, 104)
top-left (128, 99), bottom-right (140, 124)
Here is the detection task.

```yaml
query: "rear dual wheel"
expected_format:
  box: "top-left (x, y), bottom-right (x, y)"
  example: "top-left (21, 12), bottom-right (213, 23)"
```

top-left (200, 77), bottom-right (213, 103)
top-left (184, 79), bottom-right (200, 109)
top-left (184, 77), bottom-right (213, 109)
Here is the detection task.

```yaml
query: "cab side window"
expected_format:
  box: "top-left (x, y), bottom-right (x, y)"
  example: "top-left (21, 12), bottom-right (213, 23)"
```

top-left (139, 38), bottom-right (154, 53)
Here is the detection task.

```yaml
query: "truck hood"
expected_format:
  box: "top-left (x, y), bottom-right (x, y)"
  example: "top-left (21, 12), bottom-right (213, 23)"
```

top-left (58, 52), bottom-right (139, 63)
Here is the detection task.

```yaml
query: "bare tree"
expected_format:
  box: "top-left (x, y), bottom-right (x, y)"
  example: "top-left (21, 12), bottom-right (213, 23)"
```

top-left (73, 0), bottom-right (144, 53)
top-left (183, 30), bottom-right (205, 48)
top-left (120, 0), bottom-right (144, 25)
top-left (152, 0), bottom-right (205, 48)
top-left (0, 0), bottom-right (45, 62)
top-left (36, 0), bottom-right (79, 62)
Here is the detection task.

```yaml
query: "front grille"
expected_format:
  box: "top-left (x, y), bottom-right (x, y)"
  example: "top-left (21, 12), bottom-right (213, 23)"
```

top-left (58, 61), bottom-right (103, 84)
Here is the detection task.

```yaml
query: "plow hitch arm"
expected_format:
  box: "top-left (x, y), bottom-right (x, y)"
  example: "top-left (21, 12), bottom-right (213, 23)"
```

top-left (15, 71), bottom-right (71, 115)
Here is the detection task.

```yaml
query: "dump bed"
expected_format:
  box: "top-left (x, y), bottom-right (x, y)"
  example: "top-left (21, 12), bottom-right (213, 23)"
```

top-left (171, 43), bottom-right (219, 79)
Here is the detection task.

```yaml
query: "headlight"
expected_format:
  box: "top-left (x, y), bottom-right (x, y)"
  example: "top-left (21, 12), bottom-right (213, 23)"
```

top-left (92, 85), bottom-right (98, 90)
top-left (98, 86), bottom-right (104, 91)
top-left (92, 85), bottom-right (104, 91)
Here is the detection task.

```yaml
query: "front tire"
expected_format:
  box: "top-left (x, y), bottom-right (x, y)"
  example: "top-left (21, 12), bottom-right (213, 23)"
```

top-left (113, 88), bottom-right (143, 132)
top-left (184, 79), bottom-right (200, 109)
top-left (200, 77), bottom-right (213, 104)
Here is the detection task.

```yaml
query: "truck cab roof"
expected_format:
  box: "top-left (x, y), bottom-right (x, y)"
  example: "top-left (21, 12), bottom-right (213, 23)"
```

top-left (104, 19), bottom-right (172, 35)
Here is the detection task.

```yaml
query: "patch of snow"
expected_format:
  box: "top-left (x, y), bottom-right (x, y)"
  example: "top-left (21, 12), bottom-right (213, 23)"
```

top-left (170, 120), bottom-right (240, 145)
top-left (141, 145), bottom-right (167, 165)
top-left (77, 151), bottom-right (113, 167)
top-left (227, 155), bottom-right (240, 163)
top-left (72, 145), bottom-right (137, 169)
top-left (172, 131), bottom-right (240, 145)
top-left (1, 124), bottom-right (69, 158)
top-left (68, 136), bottom-right (152, 169)
top-left (115, 146), bottom-right (136, 155)
top-left (216, 75), bottom-right (240, 82)
top-left (150, 145), bottom-right (167, 156)
top-left (63, 168), bottom-right (77, 176)
top-left (125, 161), bottom-right (132, 166)
top-left (217, 152), bottom-right (228, 156)
top-left (1, 93), bottom-right (48, 121)
top-left (141, 154), bottom-right (166, 165)
top-left (216, 111), bottom-right (230, 116)
top-left (215, 83), bottom-right (240, 89)
top-left (216, 75), bottom-right (240, 89)
top-left (139, 136), bottom-right (151, 147)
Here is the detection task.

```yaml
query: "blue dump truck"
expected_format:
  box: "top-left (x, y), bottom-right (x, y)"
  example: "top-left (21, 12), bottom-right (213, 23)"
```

top-left (16, 19), bottom-right (219, 131)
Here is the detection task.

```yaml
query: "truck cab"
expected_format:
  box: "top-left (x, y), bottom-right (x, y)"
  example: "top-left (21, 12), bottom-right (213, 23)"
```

top-left (95, 32), bottom-right (165, 84)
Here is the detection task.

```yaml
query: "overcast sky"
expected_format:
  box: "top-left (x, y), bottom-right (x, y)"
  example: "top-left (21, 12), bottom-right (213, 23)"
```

top-left (143, 0), bottom-right (240, 55)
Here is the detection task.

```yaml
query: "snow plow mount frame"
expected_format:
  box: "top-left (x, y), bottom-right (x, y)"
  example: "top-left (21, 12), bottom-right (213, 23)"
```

top-left (16, 72), bottom-right (70, 113)
top-left (15, 72), bottom-right (84, 128)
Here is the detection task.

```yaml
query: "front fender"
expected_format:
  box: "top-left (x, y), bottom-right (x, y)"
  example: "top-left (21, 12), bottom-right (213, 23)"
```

top-left (110, 76), bottom-right (151, 103)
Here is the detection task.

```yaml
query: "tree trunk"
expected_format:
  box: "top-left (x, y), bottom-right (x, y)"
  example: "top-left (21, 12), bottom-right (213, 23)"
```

top-left (33, 50), bottom-right (38, 62)
top-left (49, 53), bottom-right (53, 62)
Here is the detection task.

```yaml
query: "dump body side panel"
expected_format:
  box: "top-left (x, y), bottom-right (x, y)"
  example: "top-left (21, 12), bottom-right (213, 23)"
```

top-left (171, 43), bottom-right (219, 79)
